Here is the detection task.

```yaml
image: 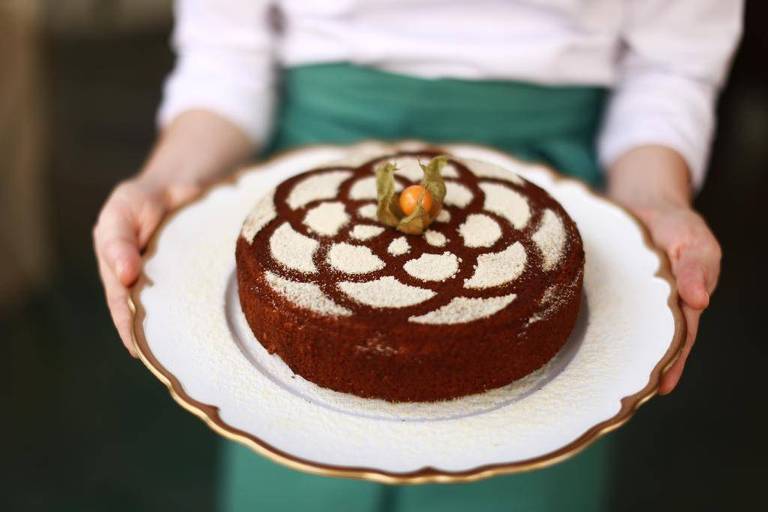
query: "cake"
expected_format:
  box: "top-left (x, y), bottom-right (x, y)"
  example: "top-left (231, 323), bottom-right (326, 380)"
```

top-left (236, 145), bottom-right (584, 402)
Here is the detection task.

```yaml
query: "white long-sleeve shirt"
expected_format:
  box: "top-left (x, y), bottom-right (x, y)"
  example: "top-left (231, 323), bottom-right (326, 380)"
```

top-left (157, 0), bottom-right (743, 188)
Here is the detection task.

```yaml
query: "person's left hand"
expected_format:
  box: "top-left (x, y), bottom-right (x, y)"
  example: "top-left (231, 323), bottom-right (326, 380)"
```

top-left (607, 145), bottom-right (722, 394)
top-left (628, 203), bottom-right (721, 394)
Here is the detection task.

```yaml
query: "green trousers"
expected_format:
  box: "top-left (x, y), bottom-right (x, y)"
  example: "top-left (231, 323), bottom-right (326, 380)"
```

top-left (220, 64), bottom-right (611, 511)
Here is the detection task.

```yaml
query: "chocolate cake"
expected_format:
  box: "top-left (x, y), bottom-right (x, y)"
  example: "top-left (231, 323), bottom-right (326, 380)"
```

top-left (236, 146), bottom-right (584, 402)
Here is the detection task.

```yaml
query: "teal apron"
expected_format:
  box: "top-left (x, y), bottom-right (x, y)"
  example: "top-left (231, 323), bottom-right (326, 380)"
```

top-left (220, 63), bottom-right (611, 511)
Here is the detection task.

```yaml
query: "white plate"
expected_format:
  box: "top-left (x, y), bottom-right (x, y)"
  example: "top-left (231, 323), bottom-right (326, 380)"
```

top-left (131, 141), bottom-right (684, 484)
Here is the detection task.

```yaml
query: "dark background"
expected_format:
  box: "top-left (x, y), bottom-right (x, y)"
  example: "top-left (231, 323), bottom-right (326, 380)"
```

top-left (4, 2), bottom-right (767, 510)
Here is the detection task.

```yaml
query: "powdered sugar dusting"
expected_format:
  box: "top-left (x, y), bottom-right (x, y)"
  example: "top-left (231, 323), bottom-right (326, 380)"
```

top-left (241, 190), bottom-right (276, 243)
top-left (349, 176), bottom-right (377, 200)
top-left (527, 270), bottom-right (581, 326)
top-left (410, 294), bottom-right (517, 324)
top-left (532, 209), bottom-right (566, 271)
top-left (270, 222), bottom-right (318, 273)
top-left (303, 201), bottom-right (349, 236)
top-left (357, 204), bottom-right (378, 220)
top-left (464, 242), bottom-right (527, 289)
top-left (462, 158), bottom-right (524, 185)
top-left (327, 243), bottom-right (385, 274)
top-left (458, 214), bottom-right (501, 248)
top-left (387, 237), bottom-right (410, 256)
top-left (286, 170), bottom-right (351, 209)
top-left (541, 284), bottom-right (559, 306)
top-left (444, 182), bottom-right (474, 208)
top-left (350, 224), bottom-right (385, 241)
top-left (338, 276), bottom-right (436, 308)
top-left (350, 176), bottom-right (401, 200)
top-left (323, 141), bottom-right (398, 167)
top-left (442, 163), bottom-right (460, 178)
top-left (265, 271), bottom-right (351, 317)
top-left (388, 156), bottom-right (461, 182)
top-left (403, 252), bottom-right (459, 282)
top-left (480, 182), bottom-right (531, 230)
top-left (436, 209), bottom-right (451, 223)
top-left (390, 156), bottom-right (425, 182)
top-left (394, 140), bottom-right (431, 153)
top-left (425, 230), bottom-right (447, 247)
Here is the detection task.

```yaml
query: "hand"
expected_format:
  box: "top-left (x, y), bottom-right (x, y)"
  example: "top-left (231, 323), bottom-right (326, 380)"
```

top-left (607, 146), bottom-right (721, 394)
top-left (93, 178), bottom-right (200, 356)
top-left (628, 204), bottom-right (721, 394)
top-left (93, 110), bottom-right (255, 356)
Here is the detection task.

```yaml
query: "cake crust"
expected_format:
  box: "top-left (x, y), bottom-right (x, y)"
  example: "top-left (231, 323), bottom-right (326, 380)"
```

top-left (236, 149), bottom-right (584, 402)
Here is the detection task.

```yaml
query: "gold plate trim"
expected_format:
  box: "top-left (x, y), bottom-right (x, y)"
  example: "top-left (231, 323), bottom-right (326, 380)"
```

top-left (129, 141), bottom-right (686, 485)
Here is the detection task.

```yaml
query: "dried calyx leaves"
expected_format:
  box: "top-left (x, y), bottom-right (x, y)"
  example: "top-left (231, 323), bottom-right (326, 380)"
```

top-left (375, 155), bottom-right (448, 235)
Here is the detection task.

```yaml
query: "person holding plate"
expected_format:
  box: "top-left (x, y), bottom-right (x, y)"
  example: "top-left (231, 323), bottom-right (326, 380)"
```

top-left (94, 1), bottom-right (741, 510)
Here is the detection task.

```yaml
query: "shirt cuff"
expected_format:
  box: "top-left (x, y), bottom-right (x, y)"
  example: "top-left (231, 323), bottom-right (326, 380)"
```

top-left (156, 51), bottom-right (275, 145)
top-left (598, 70), bottom-right (716, 190)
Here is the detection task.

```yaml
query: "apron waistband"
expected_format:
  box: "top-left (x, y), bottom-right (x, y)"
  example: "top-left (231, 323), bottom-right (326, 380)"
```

top-left (271, 63), bottom-right (606, 184)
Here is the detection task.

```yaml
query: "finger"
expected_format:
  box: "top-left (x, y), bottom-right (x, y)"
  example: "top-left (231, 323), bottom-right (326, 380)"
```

top-left (136, 199), bottom-right (167, 248)
top-left (95, 206), bottom-right (142, 287)
top-left (668, 215), bottom-right (722, 296)
top-left (659, 305), bottom-right (701, 395)
top-left (97, 256), bottom-right (138, 357)
top-left (672, 249), bottom-right (710, 311)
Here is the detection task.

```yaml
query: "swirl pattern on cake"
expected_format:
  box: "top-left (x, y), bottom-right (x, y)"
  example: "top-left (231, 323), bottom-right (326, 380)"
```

top-left (236, 146), bottom-right (584, 402)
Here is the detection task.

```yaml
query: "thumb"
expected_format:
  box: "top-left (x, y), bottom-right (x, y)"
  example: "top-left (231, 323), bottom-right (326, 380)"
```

top-left (671, 248), bottom-right (710, 311)
top-left (95, 209), bottom-right (142, 287)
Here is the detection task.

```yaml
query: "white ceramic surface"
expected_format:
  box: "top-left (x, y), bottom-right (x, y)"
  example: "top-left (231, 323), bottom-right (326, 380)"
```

top-left (132, 142), bottom-right (683, 483)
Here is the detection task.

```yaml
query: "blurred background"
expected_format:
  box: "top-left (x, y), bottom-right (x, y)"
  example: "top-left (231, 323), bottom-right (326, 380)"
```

top-left (3, 1), bottom-right (766, 510)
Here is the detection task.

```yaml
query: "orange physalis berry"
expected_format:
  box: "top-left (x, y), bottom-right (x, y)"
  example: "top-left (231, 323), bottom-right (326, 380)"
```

top-left (399, 185), bottom-right (433, 216)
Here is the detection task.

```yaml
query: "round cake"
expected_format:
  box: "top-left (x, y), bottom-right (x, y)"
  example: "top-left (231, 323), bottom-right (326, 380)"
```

top-left (236, 146), bottom-right (584, 402)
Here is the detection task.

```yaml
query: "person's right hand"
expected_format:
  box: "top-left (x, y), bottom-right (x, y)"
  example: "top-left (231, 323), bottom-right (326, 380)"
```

top-left (93, 177), bottom-right (200, 356)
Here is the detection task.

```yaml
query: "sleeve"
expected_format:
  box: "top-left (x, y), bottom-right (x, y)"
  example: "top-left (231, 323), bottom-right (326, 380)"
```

top-left (156, 0), bottom-right (276, 145)
top-left (597, 1), bottom-right (743, 189)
